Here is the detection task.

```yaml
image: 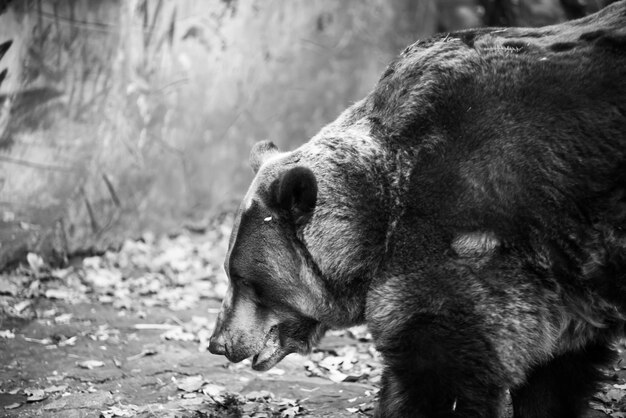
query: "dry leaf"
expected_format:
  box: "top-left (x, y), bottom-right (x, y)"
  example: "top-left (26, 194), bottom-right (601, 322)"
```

top-left (101, 404), bottom-right (139, 418)
top-left (126, 348), bottom-right (157, 361)
top-left (58, 336), bottom-right (77, 347)
top-left (202, 383), bottom-right (226, 398)
top-left (266, 368), bottom-right (285, 376)
top-left (46, 374), bottom-right (66, 382)
top-left (23, 337), bottom-right (52, 345)
top-left (43, 385), bottom-right (68, 393)
top-left (281, 405), bottom-right (302, 417)
top-left (27, 253), bottom-right (45, 273)
top-left (161, 327), bottom-right (195, 341)
top-left (0, 329), bottom-right (15, 339)
top-left (327, 369), bottom-right (349, 383)
top-left (45, 289), bottom-right (71, 300)
top-left (77, 360), bottom-right (105, 369)
top-left (54, 313), bottom-right (73, 324)
top-left (25, 388), bottom-right (47, 402)
top-left (0, 281), bottom-right (18, 296)
top-left (176, 375), bottom-right (204, 392)
top-left (14, 300), bottom-right (31, 313)
top-left (246, 390), bottom-right (273, 401)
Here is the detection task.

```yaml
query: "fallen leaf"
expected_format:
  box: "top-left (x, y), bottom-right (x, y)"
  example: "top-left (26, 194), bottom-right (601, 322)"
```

top-left (54, 313), bottom-right (73, 324)
top-left (281, 405), bottom-right (302, 417)
top-left (603, 388), bottom-right (625, 403)
top-left (161, 327), bottom-right (195, 341)
top-left (202, 383), bottom-right (226, 398)
top-left (46, 374), bottom-right (66, 382)
top-left (58, 336), bottom-right (77, 347)
top-left (98, 295), bottom-right (114, 304)
top-left (23, 336), bottom-right (52, 345)
top-left (25, 388), bottom-right (47, 402)
top-left (178, 397), bottom-right (205, 407)
top-left (44, 385), bottom-right (68, 393)
top-left (266, 368), bottom-right (285, 376)
top-left (327, 369), bottom-right (349, 383)
top-left (27, 253), bottom-right (46, 273)
top-left (14, 300), bottom-right (31, 313)
top-left (358, 402), bottom-right (375, 411)
top-left (246, 390), bottom-right (273, 401)
top-left (0, 281), bottom-right (18, 296)
top-left (278, 398), bottom-right (299, 407)
top-left (84, 267), bottom-right (123, 289)
top-left (176, 375), bottom-right (204, 392)
top-left (126, 348), bottom-right (157, 361)
top-left (100, 404), bottom-right (139, 418)
top-left (77, 360), bottom-right (105, 369)
top-left (41, 308), bottom-right (57, 318)
top-left (242, 402), bottom-right (260, 414)
top-left (0, 329), bottom-right (15, 339)
top-left (590, 401), bottom-right (613, 414)
top-left (45, 289), bottom-right (71, 300)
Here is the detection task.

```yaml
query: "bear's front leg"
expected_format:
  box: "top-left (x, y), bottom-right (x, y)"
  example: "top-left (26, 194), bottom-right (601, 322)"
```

top-left (370, 306), bottom-right (508, 417)
top-left (366, 262), bottom-right (552, 418)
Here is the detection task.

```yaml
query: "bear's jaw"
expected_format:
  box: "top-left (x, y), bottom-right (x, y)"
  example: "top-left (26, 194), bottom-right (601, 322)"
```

top-left (251, 325), bottom-right (287, 371)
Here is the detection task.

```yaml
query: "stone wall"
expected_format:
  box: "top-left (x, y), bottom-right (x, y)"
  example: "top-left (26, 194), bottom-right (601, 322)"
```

top-left (0, 0), bottom-right (615, 267)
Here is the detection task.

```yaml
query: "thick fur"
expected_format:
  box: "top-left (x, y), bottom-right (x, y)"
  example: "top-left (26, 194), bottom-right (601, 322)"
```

top-left (210, 2), bottom-right (626, 417)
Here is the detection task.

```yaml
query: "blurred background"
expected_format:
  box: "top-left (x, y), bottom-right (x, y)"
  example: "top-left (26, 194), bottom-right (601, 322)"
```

top-left (0, 0), bottom-right (617, 268)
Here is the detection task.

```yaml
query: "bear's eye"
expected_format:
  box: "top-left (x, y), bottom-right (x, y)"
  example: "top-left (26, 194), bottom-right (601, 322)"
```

top-left (237, 277), bottom-right (257, 292)
top-left (238, 278), bottom-right (265, 300)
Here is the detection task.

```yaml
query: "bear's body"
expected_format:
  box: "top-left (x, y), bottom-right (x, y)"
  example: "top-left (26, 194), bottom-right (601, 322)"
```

top-left (209, 2), bottom-right (626, 417)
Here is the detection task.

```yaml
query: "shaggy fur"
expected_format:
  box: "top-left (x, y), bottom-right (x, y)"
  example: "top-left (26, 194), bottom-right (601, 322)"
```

top-left (210, 2), bottom-right (626, 417)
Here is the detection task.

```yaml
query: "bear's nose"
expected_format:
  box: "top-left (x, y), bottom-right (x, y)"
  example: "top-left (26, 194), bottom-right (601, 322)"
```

top-left (208, 333), bottom-right (227, 356)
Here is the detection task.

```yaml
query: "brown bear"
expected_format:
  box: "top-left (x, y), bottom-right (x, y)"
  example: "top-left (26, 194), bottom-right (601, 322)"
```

top-left (209, 2), bottom-right (626, 417)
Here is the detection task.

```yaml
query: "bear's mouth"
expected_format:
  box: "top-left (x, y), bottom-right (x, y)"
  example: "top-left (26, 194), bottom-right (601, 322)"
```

top-left (251, 325), bottom-right (288, 371)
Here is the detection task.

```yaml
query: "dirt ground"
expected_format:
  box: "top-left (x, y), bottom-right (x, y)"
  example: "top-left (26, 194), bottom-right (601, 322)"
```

top-left (0, 222), bottom-right (625, 417)
top-left (0, 298), bottom-right (379, 417)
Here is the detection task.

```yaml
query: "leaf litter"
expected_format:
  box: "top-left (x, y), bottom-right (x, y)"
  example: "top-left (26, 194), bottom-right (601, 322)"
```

top-left (1, 213), bottom-right (625, 416)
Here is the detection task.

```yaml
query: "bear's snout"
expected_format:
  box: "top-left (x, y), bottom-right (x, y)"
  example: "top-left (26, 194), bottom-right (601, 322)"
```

top-left (208, 325), bottom-right (258, 363)
top-left (208, 331), bottom-right (226, 356)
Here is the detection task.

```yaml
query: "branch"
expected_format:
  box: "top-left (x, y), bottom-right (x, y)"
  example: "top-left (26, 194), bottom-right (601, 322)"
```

top-left (0, 155), bottom-right (73, 171)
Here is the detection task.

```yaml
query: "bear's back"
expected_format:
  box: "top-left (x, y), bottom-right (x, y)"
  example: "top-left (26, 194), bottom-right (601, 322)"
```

top-left (361, 1), bottom-right (626, 288)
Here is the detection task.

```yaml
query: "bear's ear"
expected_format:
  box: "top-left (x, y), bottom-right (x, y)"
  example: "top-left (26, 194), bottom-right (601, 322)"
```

top-left (276, 167), bottom-right (317, 222)
top-left (250, 140), bottom-right (279, 173)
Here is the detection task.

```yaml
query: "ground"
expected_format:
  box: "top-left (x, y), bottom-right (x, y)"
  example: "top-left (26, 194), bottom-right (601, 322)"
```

top-left (0, 216), bottom-right (624, 417)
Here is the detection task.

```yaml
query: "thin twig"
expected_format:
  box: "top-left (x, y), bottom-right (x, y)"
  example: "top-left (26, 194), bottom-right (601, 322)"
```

top-left (0, 155), bottom-right (73, 171)
top-left (102, 173), bottom-right (121, 208)
top-left (83, 194), bottom-right (100, 234)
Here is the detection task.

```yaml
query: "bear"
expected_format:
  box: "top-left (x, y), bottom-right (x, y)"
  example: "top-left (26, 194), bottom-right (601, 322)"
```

top-left (209, 2), bottom-right (626, 417)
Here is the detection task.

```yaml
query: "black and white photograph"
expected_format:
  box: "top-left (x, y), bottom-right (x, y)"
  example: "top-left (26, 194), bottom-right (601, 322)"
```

top-left (0, 1), bottom-right (625, 417)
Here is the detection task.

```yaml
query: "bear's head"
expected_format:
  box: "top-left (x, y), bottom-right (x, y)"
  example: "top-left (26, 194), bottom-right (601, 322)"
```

top-left (209, 123), bottom-right (390, 370)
